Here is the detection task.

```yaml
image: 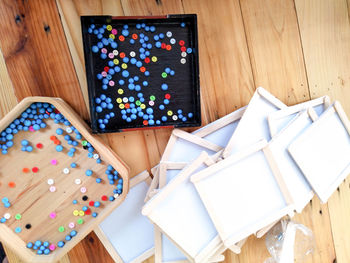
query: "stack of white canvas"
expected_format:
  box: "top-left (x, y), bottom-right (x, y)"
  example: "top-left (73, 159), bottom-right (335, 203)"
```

top-left (94, 87), bottom-right (350, 263)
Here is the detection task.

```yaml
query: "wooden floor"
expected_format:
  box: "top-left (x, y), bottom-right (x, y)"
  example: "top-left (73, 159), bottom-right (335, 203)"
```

top-left (0, 0), bottom-right (349, 262)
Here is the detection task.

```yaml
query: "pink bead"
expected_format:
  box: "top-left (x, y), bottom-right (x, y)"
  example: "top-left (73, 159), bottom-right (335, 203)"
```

top-left (149, 101), bottom-right (155, 106)
top-left (108, 53), bottom-right (114, 58)
top-left (49, 186), bottom-right (56, 192)
top-left (111, 29), bottom-right (117, 35)
top-left (49, 244), bottom-right (56, 251)
top-left (109, 81), bottom-right (115, 86)
top-left (101, 71), bottom-right (107, 77)
top-left (101, 48), bottom-right (107, 54)
top-left (29, 126), bottom-right (34, 132)
top-left (68, 222), bottom-right (75, 229)
top-left (80, 187), bottom-right (87, 193)
top-left (49, 212), bottom-right (56, 219)
top-left (51, 159), bottom-right (57, 165)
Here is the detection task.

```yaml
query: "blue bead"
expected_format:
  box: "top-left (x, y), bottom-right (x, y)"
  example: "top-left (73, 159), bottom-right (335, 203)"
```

top-left (56, 145), bottom-right (63, 152)
top-left (130, 58), bottom-right (137, 64)
top-left (58, 241), bottom-right (65, 248)
top-left (109, 196), bottom-right (115, 201)
top-left (150, 26), bottom-right (156, 32)
top-left (156, 120), bottom-right (161, 125)
top-left (26, 146), bottom-right (33, 152)
top-left (2, 197), bottom-right (9, 203)
top-left (44, 249), bottom-right (50, 255)
top-left (85, 169), bottom-right (93, 176)
top-left (111, 42), bottom-right (117, 49)
top-left (149, 120), bottom-right (155, 125)
top-left (35, 240), bottom-right (42, 247)
top-left (37, 250), bottom-right (43, 255)
top-left (161, 116), bottom-right (167, 122)
top-left (145, 26), bottom-right (150, 32)
top-left (182, 117), bottom-right (187, 122)
top-left (26, 242), bottom-right (33, 248)
top-left (181, 22), bottom-right (186, 27)
top-left (159, 33), bottom-right (164, 39)
top-left (187, 48), bottom-right (193, 53)
top-left (108, 61), bottom-right (114, 67)
top-left (188, 113), bottom-right (193, 118)
top-left (146, 108), bottom-right (153, 114)
top-left (56, 128), bottom-right (63, 135)
top-left (136, 61), bottom-right (142, 68)
top-left (101, 53), bottom-right (107, 59)
top-left (40, 246), bottom-right (45, 251)
top-left (154, 35), bottom-right (159, 41)
top-left (91, 46), bottom-right (98, 53)
top-left (165, 67), bottom-right (171, 74)
top-left (72, 200), bottom-right (77, 204)
top-left (135, 85), bottom-right (141, 91)
top-left (94, 201), bottom-right (100, 208)
top-left (97, 42), bottom-right (103, 48)
top-left (4, 202), bottom-right (10, 208)
top-left (134, 76), bottom-right (139, 81)
top-left (123, 57), bottom-right (129, 63)
top-left (161, 84), bottom-right (168, 90)
top-left (136, 24), bottom-right (141, 29)
top-left (147, 43), bottom-right (152, 49)
top-left (130, 39), bottom-right (135, 44)
top-left (143, 81), bottom-right (148, 86)
top-left (43, 241), bottom-right (49, 247)
top-left (117, 184), bottom-right (123, 190)
top-left (140, 54), bottom-right (145, 60)
top-left (92, 212), bottom-right (98, 217)
top-left (21, 139), bottom-right (29, 146)
top-left (70, 230), bottom-right (77, 237)
top-left (96, 178), bottom-right (102, 183)
top-left (144, 71), bottom-right (150, 76)
top-left (164, 99), bottom-right (169, 105)
top-left (119, 79), bottom-right (125, 85)
top-left (122, 29), bottom-right (129, 36)
top-left (122, 70), bottom-right (129, 78)
top-left (170, 70), bottom-right (175, 76)
top-left (0, 218), bottom-right (6, 223)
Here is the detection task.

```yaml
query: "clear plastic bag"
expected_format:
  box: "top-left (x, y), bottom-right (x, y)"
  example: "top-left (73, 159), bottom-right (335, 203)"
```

top-left (264, 219), bottom-right (315, 263)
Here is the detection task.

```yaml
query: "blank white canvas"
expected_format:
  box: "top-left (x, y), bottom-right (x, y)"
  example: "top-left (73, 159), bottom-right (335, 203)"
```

top-left (192, 144), bottom-right (292, 247)
top-left (145, 161), bottom-right (221, 260)
top-left (99, 181), bottom-right (154, 263)
top-left (223, 87), bottom-right (286, 158)
top-left (268, 96), bottom-right (329, 137)
top-left (267, 111), bottom-right (314, 212)
top-left (288, 104), bottom-right (350, 203)
top-left (167, 110), bottom-right (243, 163)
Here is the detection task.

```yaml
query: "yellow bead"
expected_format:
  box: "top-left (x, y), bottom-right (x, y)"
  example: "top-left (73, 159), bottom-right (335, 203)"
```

top-left (73, 210), bottom-right (79, 216)
top-left (113, 59), bottom-right (119, 65)
top-left (119, 104), bottom-right (125, 109)
top-left (117, 89), bottom-right (124, 95)
top-left (109, 34), bottom-right (115, 39)
top-left (140, 104), bottom-right (146, 109)
top-left (116, 98), bottom-right (122, 103)
top-left (167, 110), bottom-right (173, 116)
top-left (79, 211), bottom-right (85, 217)
top-left (106, 25), bottom-right (112, 31)
top-left (121, 63), bottom-right (127, 69)
top-left (151, 56), bottom-right (157, 62)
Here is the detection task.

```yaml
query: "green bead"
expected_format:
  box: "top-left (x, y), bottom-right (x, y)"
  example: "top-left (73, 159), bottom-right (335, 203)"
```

top-left (77, 218), bottom-right (84, 225)
top-left (161, 72), bottom-right (167, 78)
top-left (58, 226), bottom-right (65, 232)
top-left (82, 141), bottom-right (88, 146)
top-left (150, 95), bottom-right (156, 101)
top-left (136, 100), bottom-right (141, 106)
top-left (15, 214), bottom-right (21, 220)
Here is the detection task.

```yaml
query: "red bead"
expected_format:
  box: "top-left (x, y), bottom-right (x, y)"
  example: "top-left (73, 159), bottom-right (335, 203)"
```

top-left (161, 43), bottom-right (166, 49)
top-left (32, 167), bottom-right (39, 173)
top-left (104, 66), bottom-right (109, 72)
top-left (181, 46), bottom-right (187, 52)
top-left (36, 143), bottom-right (43, 149)
top-left (144, 57), bottom-right (150, 64)
top-left (89, 201), bottom-right (95, 206)
top-left (85, 209), bottom-right (91, 215)
top-left (179, 40), bottom-right (185, 46)
top-left (165, 94), bottom-right (171, 99)
top-left (143, 120), bottom-right (148, 125)
top-left (101, 195), bottom-right (108, 201)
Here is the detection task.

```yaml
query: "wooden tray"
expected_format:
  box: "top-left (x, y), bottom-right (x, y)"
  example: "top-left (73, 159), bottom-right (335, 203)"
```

top-left (0, 97), bottom-right (129, 263)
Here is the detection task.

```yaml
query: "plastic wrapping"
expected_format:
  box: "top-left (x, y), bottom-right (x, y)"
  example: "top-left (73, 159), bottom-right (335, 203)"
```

top-left (264, 219), bottom-right (315, 263)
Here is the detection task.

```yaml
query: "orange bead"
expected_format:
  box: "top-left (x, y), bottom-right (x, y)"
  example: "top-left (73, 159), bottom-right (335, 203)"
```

top-left (8, 182), bottom-right (16, 188)
top-left (140, 67), bottom-right (146, 73)
top-left (119, 52), bottom-right (125, 58)
top-left (166, 45), bottom-right (172, 51)
top-left (22, 168), bottom-right (30, 173)
top-left (50, 135), bottom-right (57, 141)
top-left (119, 35), bottom-right (125, 41)
top-left (54, 140), bottom-right (61, 145)
top-left (143, 120), bottom-right (148, 126)
top-left (124, 103), bottom-right (130, 109)
top-left (132, 33), bottom-right (138, 40)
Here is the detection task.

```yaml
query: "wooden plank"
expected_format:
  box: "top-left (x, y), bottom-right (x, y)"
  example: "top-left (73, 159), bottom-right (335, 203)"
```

top-left (0, 52), bottom-right (17, 118)
top-left (0, 0), bottom-right (88, 121)
top-left (239, 1), bottom-right (336, 262)
top-left (182, 0), bottom-right (255, 124)
top-left (240, 0), bottom-right (309, 105)
top-left (295, 0), bottom-right (350, 262)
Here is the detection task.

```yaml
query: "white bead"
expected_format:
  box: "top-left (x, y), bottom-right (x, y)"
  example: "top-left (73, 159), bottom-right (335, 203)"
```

top-left (63, 168), bottom-right (70, 174)
top-left (113, 50), bottom-right (119, 56)
top-left (166, 31), bottom-right (172, 37)
top-left (93, 153), bottom-right (99, 160)
top-left (66, 127), bottom-right (73, 133)
top-left (170, 38), bottom-right (176, 44)
top-left (180, 58), bottom-right (186, 64)
top-left (122, 97), bottom-right (128, 103)
top-left (130, 51), bottom-right (136, 57)
top-left (114, 194), bottom-right (119, 198)
top-left (47, 179), bottom-right (54, 185)
top-left (172, 115), bottom-right (178, 120)
top-left (181, 52), bottom-right (187, 57)
top-left (4, 213), bottom-right (11, 219)
top-left (74, 179), bottom-right (81, 185)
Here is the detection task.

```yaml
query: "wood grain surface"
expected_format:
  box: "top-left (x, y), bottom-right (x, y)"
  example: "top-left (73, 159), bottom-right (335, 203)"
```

top-left (0, 0), bottom-right (349, 262)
